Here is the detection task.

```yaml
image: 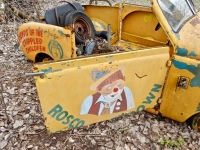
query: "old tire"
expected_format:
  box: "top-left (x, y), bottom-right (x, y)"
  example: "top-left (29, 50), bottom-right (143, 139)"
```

top-left (35, 53), bottom-right (53, 62)
top-left (62, 10), bottom-right (95, 44)
top-left (187, 113), bottom-right (200, 131)
top-left (60, 10), bottom-right (74, 27)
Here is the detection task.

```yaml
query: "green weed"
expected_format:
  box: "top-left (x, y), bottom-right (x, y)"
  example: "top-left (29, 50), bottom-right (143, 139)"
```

top-left (159, 136), bottom-right (184, 148)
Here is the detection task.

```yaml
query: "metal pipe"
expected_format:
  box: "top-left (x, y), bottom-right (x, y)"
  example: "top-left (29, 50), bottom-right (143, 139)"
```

top-left (107, 24), bottom-right (111, 49)
top-left (25, 72), bottom-right (45, 77)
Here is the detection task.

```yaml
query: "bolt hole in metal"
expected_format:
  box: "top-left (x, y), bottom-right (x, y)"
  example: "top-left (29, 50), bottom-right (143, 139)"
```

top-left (177, 76), bottom-right (190, 89)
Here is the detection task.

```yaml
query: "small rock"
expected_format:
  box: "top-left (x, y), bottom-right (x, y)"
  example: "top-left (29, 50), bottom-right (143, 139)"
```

top-left (125, 144), bottom-right (130, 150)
top-left (166, 133), bottom-right (172, 138)
top-left (130, 147), bottom-right (137, 150)
top-left (145, 121), bottom-right (150, 128)
top-left (50, 146), bottom-right (56, 150)
top-left (169, 128), bottom-right (176, 133)
top-left (136, 133), bottom-right (146, 143)
top-left (19, 89), bottom-right (26, 94)
top-left (152, 124), bottom-right (159, 132)
top-left (4, 133), bottom-right (10, 140)
top-left (6, 87), bottom-right (16, 94)
top-left (0, 122), bottom-right (4, 126)
top-left (27, 145), bottom-right (33, 149)
top-left (23, 83), bottom-right (30, 86)
top-left (135, 115), bottom-right (139, 120)
top-left (0, 127), bottom-right (6, 132)
top-left (0, 140), bottom-right (7, 149)
top-left (23, 114), bottom-right (29, 119)
top-left (192, 134), bottom-right (197, 140)
top-left (13, 120), bottom-right (24, 129)
top-left (142, 127), bottom-right (148, 135)
top-left (100, 132), bottom-right (107, 136)
top-left (105, 141), bottom-right (113, 148)
top-left (189, 143), bottom-right (193, 148)
top-left (12, 110), bottom-right (18, 116)
top-left (69, 137), bottom-right (75, 143)
top-left (116, 146), bottom-right (124, 150)
top-left (126, 136), bottom-right (131, 141)
top-left (139, 125), bottom-right (144, 131)
top-left (153, 143), bottom-right (160, 150)
top-left (33, 125), bottom-right (45, 130)
top-left (181, 132), bottom-right (190, 139)
top-left (91, 139), bottom-right (96, 145)
top-left (19, 126), bottom-right (27, 132)
top-left (44, 143), bottom-right (51, 147)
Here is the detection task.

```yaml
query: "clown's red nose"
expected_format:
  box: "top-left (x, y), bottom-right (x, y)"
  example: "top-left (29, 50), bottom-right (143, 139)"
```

top-left (113, 88), bottom-right (118, 92)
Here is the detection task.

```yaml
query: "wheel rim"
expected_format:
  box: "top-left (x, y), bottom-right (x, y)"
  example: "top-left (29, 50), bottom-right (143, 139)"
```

top-left (74, 17), bottom-right (91, 40)
top-left (197, 117), bottom-right (200, 131)
top-left (42, 58), bottom-right (51, 62)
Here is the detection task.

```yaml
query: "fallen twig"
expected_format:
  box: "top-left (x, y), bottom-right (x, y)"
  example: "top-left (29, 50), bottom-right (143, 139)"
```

top-left (0, 75), bottom-right (5, 79)
top-left (0, 79), bottom-right (9, 121)
top-left (70, 133), bottom-right (109, 137)
top-left (97, 144), bottom-right (114, 150)
top-left (26, 128), bottom-right (47, 135)
top-left (8, 4), bottom-right (29, 19)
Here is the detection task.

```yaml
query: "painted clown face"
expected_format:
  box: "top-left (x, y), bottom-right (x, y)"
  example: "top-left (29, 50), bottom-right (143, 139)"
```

top-left (98, 79), bottom-right (125, 99)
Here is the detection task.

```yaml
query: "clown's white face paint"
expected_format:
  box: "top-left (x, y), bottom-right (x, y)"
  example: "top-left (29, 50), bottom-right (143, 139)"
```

top-left (98, 79), bottom-right (125, 101)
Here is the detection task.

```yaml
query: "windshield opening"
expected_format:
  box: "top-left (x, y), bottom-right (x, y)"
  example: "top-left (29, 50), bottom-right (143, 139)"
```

top-left (158, 0), bottom-right (194, 32)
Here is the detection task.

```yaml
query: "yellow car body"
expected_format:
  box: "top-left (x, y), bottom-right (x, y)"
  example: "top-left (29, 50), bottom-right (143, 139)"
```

top-left (18, 0), bottom-right (200, 133)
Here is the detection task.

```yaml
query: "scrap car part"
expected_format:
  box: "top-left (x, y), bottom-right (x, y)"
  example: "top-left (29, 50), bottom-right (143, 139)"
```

top-left (187, 113), bottom-right (200, 131)
top-left (61, 10), bottom-right (95, 44)
top-left (45, 1), bottom-right (83, 26)
top-left (84, 41), bottom-right (97, 55)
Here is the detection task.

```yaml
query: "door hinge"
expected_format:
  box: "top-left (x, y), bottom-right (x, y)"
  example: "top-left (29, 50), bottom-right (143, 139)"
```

top-left (166, 60), bottom-right (172, 67)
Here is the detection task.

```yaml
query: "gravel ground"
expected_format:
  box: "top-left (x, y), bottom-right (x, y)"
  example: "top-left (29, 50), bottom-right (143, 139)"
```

top-left (0, 0), bottom-right (200, 150)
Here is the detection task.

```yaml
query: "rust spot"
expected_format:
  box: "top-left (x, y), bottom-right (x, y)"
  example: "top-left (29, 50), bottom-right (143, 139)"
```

top-left (64, 34), bottom-right (70, 37)
top-left (33, 67), bottom-right (39, 70)
top-left (190, 17), bottom-right (200, 27)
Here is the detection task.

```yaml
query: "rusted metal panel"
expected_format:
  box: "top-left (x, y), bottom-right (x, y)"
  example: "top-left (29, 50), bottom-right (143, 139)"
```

top-left (33, 47), bottom-right (169, 133)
